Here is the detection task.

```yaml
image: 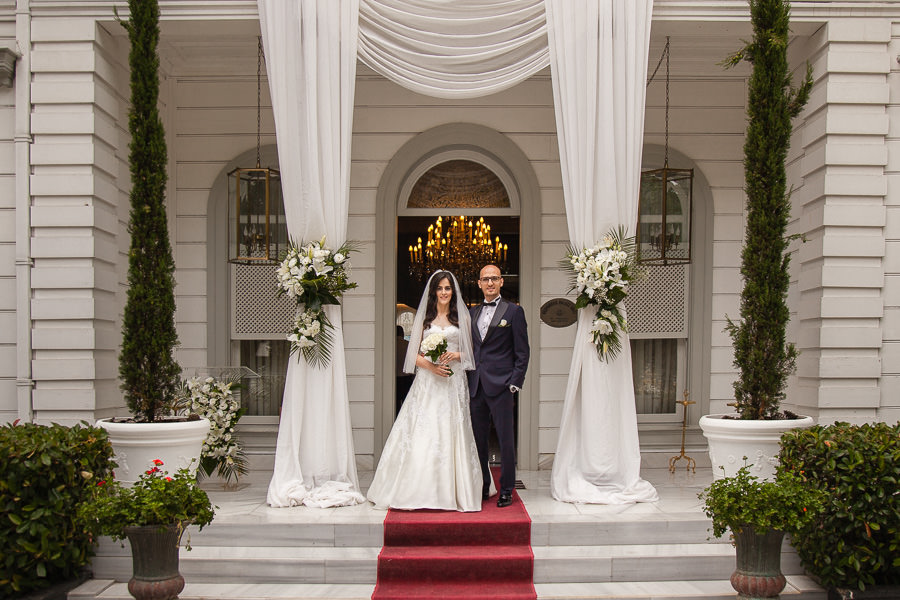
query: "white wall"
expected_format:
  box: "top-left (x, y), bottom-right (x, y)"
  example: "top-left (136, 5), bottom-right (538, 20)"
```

top-left (882, 21), bottom-right (900, 424)
top-left (0, 12), bottom-right (16, 423)
top-left (27, 18), bottom-right (127, 424)
top-left (155, 31), bottom-right (774, 465)
top-left (794, 19), bottom-right (892, 424)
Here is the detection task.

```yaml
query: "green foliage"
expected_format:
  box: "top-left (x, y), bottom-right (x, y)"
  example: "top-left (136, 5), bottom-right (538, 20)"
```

top-left (780, 422), bottom-right (900, 590)
top-left (699, 463), bottom-right (826, 540)
top-left (0, 422), bottom-right (116, 596)
top-left (117, 0), bottom-right (181, 422)
top-left (724, 0), bottom-right (813, 420)
top-left (78, 460), bottom-right (215, 544)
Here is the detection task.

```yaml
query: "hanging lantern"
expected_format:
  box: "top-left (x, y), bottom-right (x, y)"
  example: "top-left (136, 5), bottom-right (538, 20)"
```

top-left (228, 37), bottom-right (284, 264)
top-left (638, 37), bottom-right (693, 266)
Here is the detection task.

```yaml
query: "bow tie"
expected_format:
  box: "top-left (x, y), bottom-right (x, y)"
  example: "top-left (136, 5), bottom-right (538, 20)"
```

top-left (483, 299), bottom-right (498, 307)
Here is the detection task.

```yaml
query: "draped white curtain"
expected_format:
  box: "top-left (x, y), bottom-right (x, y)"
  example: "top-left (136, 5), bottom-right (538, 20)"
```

top-left (358, 0), bottom-right (549, 99)
top-left (259, 0), bottom-right (366, 508)
top-left (547, 0), bottom-right (659, 504)
top-left (258, 0), bottom-right (658, 507)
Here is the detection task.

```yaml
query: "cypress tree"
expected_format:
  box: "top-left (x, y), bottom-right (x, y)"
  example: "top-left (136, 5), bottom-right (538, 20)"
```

top-left (118, 0), bottom-right (180, 422)
top-left (725, 0), bottom-right (812, 420)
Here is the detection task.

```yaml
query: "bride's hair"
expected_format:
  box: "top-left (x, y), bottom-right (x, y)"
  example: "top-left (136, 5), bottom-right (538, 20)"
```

top-left (423, 270), bottom-right (459, 329)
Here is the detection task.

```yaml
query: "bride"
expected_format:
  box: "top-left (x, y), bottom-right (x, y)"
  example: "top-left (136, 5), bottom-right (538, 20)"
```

top-left (367, 270), bottom-right (488, 512)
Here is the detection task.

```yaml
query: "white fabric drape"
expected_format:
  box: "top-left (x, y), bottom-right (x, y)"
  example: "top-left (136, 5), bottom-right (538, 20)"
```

top-left (358, 0), bottom-right (549, 99)
top-left (547, 0), bottom-right (659, 504)
top-left (259, 0), bottom-right (366, 508)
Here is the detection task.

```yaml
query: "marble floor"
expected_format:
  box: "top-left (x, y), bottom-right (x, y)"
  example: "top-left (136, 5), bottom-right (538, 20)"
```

top-left (69, 462), bottom-right (826, 599)
top-left (197, 462), bottom-right (715, 526)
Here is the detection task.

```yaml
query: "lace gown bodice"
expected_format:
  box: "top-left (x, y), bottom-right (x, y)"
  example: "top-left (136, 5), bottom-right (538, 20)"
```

top-left (366, 324), bottom-right (484, 512)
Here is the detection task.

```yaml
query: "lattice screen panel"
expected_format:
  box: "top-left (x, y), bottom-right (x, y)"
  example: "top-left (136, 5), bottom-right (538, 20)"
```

top-left (231, 263), bottom-right (296, 339)
top-left (627, 264), bottom-right (688, 336)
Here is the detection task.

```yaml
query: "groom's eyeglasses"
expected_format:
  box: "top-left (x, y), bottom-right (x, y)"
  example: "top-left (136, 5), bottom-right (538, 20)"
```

top-left (479, 276), bottom-right (501, 283)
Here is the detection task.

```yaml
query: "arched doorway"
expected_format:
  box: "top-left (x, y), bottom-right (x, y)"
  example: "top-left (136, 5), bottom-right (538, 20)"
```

top-left (375, 124), bottom-right (541, 468)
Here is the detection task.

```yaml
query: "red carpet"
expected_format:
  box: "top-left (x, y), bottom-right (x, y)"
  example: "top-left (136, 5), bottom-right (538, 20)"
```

top-left (372, 470), bottom-right (536, 600)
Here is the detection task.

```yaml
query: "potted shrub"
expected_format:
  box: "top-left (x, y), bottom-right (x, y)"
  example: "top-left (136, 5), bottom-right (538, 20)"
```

top-left (780, 422), bottom-right (900, 598)
top-left (699, 0), bottom-right (814, 479)
top-left (78, 460), bottom-right (215, 600)
top-left (97, 0), bottom-right (208, 483)
top-left (700, 464), bottom-right (826, 599)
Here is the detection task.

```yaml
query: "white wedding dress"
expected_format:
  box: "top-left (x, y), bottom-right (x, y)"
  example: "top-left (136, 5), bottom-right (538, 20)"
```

top-left (367, 324), bottom-right (485, 512)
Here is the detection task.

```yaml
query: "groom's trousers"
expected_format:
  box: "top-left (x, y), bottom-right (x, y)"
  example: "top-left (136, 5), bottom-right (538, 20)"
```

top-left (470, 385), bottom-right (516, 494)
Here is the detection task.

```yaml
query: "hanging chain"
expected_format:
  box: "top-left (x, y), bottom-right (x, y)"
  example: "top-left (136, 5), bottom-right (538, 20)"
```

top-left (664, 36), bottom-right (670, 167)
top-left (647, 37), bottom-right (672, 167)
top-left (256, 36), bottom-right (262, 168)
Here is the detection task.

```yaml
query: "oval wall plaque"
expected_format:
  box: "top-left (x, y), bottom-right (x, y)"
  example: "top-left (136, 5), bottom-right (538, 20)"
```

top-left (540, 298), bottom-right (578, 328)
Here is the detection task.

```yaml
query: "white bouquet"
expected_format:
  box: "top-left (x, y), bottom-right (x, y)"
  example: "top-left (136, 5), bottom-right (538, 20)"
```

top-left (561, 227), bottom-right (640, 361)
top-left (421, 331), bottom-right (452, 376)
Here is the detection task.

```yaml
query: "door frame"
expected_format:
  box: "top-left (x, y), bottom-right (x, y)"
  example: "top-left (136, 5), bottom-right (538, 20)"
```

top-left (375, 123), bottom-right (542, 469)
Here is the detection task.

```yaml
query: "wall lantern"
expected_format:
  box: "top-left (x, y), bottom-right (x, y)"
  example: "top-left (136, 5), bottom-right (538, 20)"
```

top-left (638, 37), bottom-right (693, 266)
top-left (228, 37), bottom-right (285, 264)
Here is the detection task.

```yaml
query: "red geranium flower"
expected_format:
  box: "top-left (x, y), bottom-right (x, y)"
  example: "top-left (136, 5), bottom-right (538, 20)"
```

top-left (153, 459), bottom-right (164, 466)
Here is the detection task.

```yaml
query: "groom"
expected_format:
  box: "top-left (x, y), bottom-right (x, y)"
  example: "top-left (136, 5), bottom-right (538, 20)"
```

top-left (468, 264), bottom-right (530, 508)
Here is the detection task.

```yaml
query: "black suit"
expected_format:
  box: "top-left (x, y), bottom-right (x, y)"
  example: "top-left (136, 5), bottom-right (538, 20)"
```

top-left (468, 298), bottom-right (530, 494)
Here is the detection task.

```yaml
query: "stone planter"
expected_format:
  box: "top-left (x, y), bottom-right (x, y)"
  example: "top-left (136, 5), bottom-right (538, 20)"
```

top-left (699, 414), bottom-right (814, 480)
top-left (730, 526), bottom-right (787, 599)
top-left (124, 524), bottom-right (186, 600)
top-left (97, 418), bottom-right (210, 485)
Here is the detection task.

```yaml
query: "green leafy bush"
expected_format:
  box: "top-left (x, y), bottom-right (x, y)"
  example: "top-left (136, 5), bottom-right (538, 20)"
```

top-left (700, 464), bottom-right (826, 539)
top-left (78, 459), bottom-right (215, 544)
top-left (0, 422), bottom-right (115, 596)
top-left (780, 422), bottom-right (900, 590)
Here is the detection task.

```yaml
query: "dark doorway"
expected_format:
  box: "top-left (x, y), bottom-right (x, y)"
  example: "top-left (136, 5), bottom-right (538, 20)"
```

top-left (396, 214), bottom-right (520, 464)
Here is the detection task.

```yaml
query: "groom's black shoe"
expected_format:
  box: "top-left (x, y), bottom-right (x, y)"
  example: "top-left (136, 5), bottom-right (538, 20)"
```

top-left (497, 491), bottom-right (513, 508)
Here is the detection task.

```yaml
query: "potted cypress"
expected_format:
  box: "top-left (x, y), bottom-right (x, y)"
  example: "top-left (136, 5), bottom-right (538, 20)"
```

top-left (97, 0), bottom-right (208, 484)
top-left (699, 0), bottom-right (814, 480)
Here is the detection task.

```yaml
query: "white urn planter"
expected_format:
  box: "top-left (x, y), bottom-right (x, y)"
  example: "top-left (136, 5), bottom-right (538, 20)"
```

top-left (97, 418), bottom-right (210, 485)
top-left (699, 414), bottom-right (814, 481)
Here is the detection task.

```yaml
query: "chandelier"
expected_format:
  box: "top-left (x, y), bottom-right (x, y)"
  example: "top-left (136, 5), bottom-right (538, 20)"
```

top-left (408, 216), bottom-right (508, 285)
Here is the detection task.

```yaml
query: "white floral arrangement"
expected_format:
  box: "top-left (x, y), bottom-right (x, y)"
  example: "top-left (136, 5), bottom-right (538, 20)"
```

top-left (276, 237), bottom-right (358, 368)
top-left (288, 308), bottom-right (322, 350)
top-left (421, 331), bottom-right (452, 376)
top-left (181, 376), bottom-right (247, 486)
top-left (560, 226), bottom-right (640, 362)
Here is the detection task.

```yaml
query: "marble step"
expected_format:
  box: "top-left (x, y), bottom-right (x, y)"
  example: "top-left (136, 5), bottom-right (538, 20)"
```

top-left (69, 576), bottom-right (826, 600)
top-left (89, 541), bottom-right (801, 586)
top-left (115, 512), bottom-right (721, 548)
top-left (532, 542), bottom-right (805, 583)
